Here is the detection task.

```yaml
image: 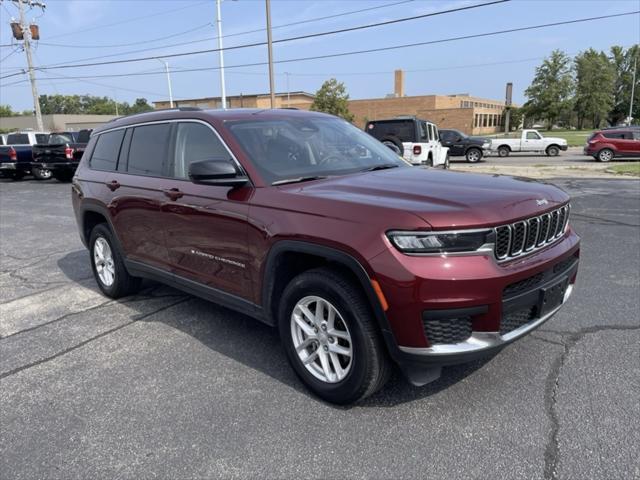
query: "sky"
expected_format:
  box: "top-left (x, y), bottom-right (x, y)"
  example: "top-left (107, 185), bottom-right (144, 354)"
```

top-left (1, 0), bottom-right (639, 112)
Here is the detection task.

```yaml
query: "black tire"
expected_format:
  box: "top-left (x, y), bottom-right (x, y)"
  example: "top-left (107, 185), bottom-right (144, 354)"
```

top-left (52, 170), bottom-right (74, 182)
top-left (546, 145), bottom-right (560, 157)
top-left (442, 153), bottom-right (450, 169)
top-left (427, 154), bottom-right (434, 167)
top-left (380, 136), bottom-right (403, 155)
top-left (497, 146), bottom-right (510, 158)
top-left (32, 167), bottom-right (52, 180)
top-left (278, 267), bottom-right (391, 404)
top-left (465, 147), bottom-right (482, 163)
top-left (597, 148), bottom-right (614, 162)
top-left (89, 223), bottom-right (141, 299)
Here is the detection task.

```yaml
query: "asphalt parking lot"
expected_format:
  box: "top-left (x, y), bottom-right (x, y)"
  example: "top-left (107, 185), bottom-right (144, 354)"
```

top-left (1, 176), bottom-right (639, 479)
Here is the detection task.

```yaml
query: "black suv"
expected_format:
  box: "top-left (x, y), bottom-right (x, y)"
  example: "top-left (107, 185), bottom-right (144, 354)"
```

top-left (439, 129), bottom-right (491, 163)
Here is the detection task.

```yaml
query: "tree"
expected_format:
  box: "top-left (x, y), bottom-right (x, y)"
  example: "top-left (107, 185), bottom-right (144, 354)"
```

top-left (502, 106), bottom-right (523, 131)
top-left (609, 44), bottom-right (639, 125)
top-left (524, 50), bottom-right (574, 129)
top-left (0, 105), bottom-right (15, 117)
top-left (310, 78), bottom-right (354, 122)
top-left (125, 98), bottom-right (153, 114)
top-left (574, 49), bottom-right (615, 129)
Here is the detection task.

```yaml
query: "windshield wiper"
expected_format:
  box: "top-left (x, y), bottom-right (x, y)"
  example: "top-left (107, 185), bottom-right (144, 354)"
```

top-left (272, 175), bottom-right (327, 186)
top-left (363, 164), bottom-right (399, 172)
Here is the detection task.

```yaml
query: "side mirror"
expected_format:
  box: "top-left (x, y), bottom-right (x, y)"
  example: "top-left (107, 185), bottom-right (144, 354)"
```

top-left (189, 159), bottom-right (249, 187)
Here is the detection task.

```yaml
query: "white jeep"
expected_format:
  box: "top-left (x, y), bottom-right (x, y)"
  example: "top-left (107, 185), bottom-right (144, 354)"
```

top-left (365, 116), bottom-right (449, 168)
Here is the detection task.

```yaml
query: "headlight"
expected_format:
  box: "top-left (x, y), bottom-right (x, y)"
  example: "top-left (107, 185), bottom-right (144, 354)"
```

top-left (482, 141), bottom-right (491, 149)
top-left (387, 230), bottom-right (494, 254)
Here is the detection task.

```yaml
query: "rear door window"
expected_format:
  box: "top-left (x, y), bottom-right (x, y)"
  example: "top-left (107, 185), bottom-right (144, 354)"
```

top-left (127, 123), bottom-right (172, 176)
top-left (90, 129), bottom-right (126, 172)
top-left (171, 122), bottom-right (229, 179)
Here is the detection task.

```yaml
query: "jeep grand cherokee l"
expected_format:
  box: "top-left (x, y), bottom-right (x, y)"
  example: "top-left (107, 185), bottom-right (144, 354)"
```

top-left (71, 108), bottom-right (580, 404)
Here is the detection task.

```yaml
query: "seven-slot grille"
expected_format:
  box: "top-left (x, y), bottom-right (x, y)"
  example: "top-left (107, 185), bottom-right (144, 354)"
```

top-left (494, 205), bottom-right (570, 261)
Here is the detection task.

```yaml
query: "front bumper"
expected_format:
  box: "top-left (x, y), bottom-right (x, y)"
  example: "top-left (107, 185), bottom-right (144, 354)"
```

top-left (560, 145), bottom-right (568, 151)
top-left (369, 229), bottom-right (580, 385)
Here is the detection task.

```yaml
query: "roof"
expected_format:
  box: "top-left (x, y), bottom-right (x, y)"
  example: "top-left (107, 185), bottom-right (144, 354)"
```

top-left (93, 107), bottom-right (335, 134)
top-left (152, 92), bottom-right (315, 104)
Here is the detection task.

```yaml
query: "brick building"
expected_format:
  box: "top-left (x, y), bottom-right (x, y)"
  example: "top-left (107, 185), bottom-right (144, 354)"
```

top-left (152, 71), bottom-right (510, 135)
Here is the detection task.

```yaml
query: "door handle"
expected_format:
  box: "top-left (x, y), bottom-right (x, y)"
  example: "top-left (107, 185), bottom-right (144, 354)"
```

top-left (106, 180), bottom-right (120, 191)
top-left (163, 188), bottom-right (184, 201)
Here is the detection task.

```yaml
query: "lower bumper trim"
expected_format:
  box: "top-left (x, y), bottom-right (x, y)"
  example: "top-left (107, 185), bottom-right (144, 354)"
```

top-left (399, 284), bottom-right (573, 357)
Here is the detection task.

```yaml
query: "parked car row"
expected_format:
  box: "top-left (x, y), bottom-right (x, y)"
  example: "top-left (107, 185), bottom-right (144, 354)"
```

top-left (0, 129), bottom-right (92, 181)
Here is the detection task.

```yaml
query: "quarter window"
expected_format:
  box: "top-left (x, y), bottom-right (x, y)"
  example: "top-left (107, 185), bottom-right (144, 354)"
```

top-left (90, 129), bottom-right (125, 172)
top-left (127, 123), bottom-right (172, 176)
top-left (172, 122), bottom-right (229, 179)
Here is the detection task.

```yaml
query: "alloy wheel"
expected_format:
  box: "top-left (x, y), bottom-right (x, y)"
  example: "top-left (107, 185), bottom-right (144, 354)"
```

top-left (93, 237), bottom-right (115, 286)
top-left (290, 295), bottom-right (353, 383)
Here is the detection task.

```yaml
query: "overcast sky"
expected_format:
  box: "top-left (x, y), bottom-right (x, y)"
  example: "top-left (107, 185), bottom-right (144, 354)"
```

top-left (1, 0), bottom-right (639, 111)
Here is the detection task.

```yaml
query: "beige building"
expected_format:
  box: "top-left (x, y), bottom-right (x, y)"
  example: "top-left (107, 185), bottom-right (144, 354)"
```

top-left (154, 92), bottom-right (315, 110)
top-left (348, 70), bottom-right (509, 135)
top-left (0, 114), bottom-right (117, 132)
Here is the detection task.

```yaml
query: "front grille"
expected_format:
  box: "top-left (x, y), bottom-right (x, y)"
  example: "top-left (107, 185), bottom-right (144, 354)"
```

top-left (503, 272), bottom-right (544, 297)
top-left (494, 204), bottom-right (570, 262)
top-left (500, 306), bottom-right (536, 335)
top-left (423, 317), bottom-right (472, 345)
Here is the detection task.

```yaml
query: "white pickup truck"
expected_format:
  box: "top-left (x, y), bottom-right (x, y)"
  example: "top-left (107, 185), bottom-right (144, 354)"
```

top-left (490, 129), bottom-right (568, 157)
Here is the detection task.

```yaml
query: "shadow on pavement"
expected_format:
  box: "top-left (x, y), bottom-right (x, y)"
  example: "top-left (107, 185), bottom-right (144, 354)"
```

top-left (57, 249), bottom-right (486, 408)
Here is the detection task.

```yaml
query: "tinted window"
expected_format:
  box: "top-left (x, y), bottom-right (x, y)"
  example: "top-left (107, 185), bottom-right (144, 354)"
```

top-left (367, 120), bottom-right (415, 142)
top-left (90, 130), bottom-right (125, 171)
top-left (35, 134), bottom-right (49, 144)
top-left (172, 122), bottom-right (229, 179)
top-left (49, 133), bottom-right (74, 144)
top-left (603, 132), bottom-right (624, 139)
top-left (419, 122), bottom-right (429, 142)
top-left (128, 123), bottom-right (171, 176)
top-left (7, 133), bottom-right (29, 144)
top-left (77, 130), bottom-right (92, 143)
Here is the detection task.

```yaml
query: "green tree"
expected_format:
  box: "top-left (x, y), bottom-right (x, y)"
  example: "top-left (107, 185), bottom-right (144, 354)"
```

top-left (524, 50), bottom-right (574, 129)
top-left (609, 45), bottom-right (639, 125)
top-left (0, 105), bottom-right (15, 117)
top-left (502, 106), bottom-right (523, 131)
top-left (124, 98), bottom-right (154, 114)
top-left (574, 49), bottom-right (615, 129)
top-left (310, 78), bottom-right (354, 122)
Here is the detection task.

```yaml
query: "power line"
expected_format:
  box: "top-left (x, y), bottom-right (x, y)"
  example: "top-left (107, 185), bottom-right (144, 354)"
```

top-left (2, 11), bottom-right (638, 86)
top-left (8, 0), bottom-right (510, 74)
top-left (35, 0), bottom-right (414, 50)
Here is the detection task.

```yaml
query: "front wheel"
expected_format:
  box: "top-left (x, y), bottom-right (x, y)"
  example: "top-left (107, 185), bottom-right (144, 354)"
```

top-left (546, 145), bottom-right (560, 157)
top-left (597, 148), bottom-right (614, 162)
top-left (32, 167), bottom-right (52, 180)
top-left (465, 147), bottom-right (482, 163)
top-left (279, 268), bottom-right (391, 404)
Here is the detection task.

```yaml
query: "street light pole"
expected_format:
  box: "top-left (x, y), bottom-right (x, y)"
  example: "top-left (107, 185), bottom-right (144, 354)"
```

top-left (215, 0), bottom-right (227, 109)
top-left (265, 0), bottom-right (275, 108)
top-left (629, 51), bottom-right (637, 125)
top-left (157, 59), bottom-right (174, 108)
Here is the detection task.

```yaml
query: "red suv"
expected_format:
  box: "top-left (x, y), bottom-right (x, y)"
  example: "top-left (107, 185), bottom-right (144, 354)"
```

top-left (71, 108), bottom-right (580, 404)
top-left (584, 127), bottom-right (640, 161)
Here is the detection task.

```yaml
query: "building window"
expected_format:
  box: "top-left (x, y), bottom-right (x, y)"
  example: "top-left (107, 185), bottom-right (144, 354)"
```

top-left (482, 114), bottom-right (487, 127)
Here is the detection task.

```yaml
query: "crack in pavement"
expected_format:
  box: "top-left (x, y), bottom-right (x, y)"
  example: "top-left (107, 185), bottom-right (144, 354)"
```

top-left (0, 297), bottom-right (191, 381)
top-left (542, 323), bottom-right (640, 480)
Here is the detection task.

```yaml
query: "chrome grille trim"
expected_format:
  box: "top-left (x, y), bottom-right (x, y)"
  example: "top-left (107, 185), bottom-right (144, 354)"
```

top-left (493, 205), bottom-right (570, 262)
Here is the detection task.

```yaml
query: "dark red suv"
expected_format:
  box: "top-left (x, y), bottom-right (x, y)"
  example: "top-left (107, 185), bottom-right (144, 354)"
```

top-left (584, 128), bottom-right (640, 161)
top-left (71, 108), bottom-right (580, 404)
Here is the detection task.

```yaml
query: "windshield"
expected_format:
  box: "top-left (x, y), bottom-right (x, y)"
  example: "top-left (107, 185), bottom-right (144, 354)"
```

top-left (227, 116), bottom-right (408, 184)
top-left (49, 133), bottom-right (74, 144)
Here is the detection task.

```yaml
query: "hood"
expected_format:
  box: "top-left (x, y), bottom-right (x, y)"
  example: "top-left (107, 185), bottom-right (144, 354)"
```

top-left (545, 136), bottom-right (568, 144)
top-left (280, 167), bottom-right (569, 229)
top-left (468, 136), bottom-right (491, 144)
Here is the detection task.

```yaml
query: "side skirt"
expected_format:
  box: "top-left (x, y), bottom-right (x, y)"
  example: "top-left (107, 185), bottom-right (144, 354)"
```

top-left (125, 259), bottom-right (268, 324)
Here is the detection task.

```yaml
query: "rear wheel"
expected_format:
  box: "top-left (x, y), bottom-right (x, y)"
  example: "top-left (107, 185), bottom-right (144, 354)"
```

top-left (32, 167), bottom-right (52, 180)
top-left (597, 148), bottom-right (614, 162)
top-left (497, 146), bottom-right (510, 158)
top-left (278, 268), bottom-right (391, 404)
top-left (465, 147), bottom-right (482, 163)
top-left (89, 224), bottom-right (141, 298)
top-left (380, 136), bottom-right (403, 155)
top-left (546, 145), bottom-right (560, 157)
top-left (52, 170), bottom-right (74, 182)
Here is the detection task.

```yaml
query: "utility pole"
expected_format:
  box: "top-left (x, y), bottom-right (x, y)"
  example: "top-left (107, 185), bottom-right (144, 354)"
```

top-left (285, 72), bottom-right (290, 107)
top-left (629, 51), bottom-right (637, 125)
top-left (157, 59), bottom-right (174, 108)
top-left (265, 0), bottom-right (275, 108)
top-left (11, 0), bottom-right (45, 131)
top-left (504, 82), bottom-right (513, 133)
top-left (215, 0), bottom-right (226, 109)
